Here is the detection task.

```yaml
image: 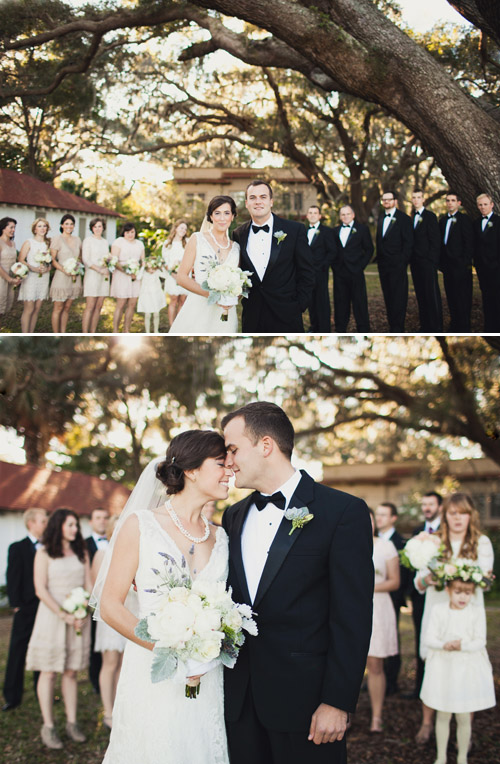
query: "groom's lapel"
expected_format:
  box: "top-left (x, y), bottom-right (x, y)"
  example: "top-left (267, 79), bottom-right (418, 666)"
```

top-left (238, 221), bottom-right (262, 284)
top-left (230, 495), bottom-right (254, 606)
top-left (263, 215), bottom-right (284, 278)
top-left (253, 471), bottom-right (315, 609)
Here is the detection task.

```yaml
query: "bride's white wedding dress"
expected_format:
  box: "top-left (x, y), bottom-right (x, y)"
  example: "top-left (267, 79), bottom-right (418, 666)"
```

top-left (169, 233), bottom-right (240, 333)
top-left (102, 510), bottom-right (230, 764)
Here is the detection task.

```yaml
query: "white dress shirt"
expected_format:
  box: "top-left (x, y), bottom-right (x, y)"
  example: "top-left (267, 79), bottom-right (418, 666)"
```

top-left (241, 470), bottom-right (302, 603)
top-left (481, 212), bottom-right (493, 232)
top-left (444, 214), bottom-right (456, 245)
top-left (92, 531), bottom-right (109, 551)
top-left (307, 223), bottom-right (319, 245)
top-left (414, 208), bottom-right (424, 228)
top-left (424, 518), bottom-right (441, 534)
top-left (339, 222), bottom-right (353, 247)
top-left (378, 527), bottom-right (396, 542)
top-left (382, 210), bottom-right (396, 237)
top-left (247, 213), bottom-right (274, 281)
top-left (28, 532), bottom-right (42, 551)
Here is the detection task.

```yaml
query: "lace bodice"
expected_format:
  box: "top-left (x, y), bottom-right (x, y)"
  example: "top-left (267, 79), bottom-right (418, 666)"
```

top-left (192, 233), bottom-right (239, 285)
top-left (134, 510), bottom-right (229, 619)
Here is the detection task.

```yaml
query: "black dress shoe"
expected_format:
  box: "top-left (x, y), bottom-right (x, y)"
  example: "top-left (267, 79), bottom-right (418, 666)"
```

top-left (2, 702), bottom-right (20, 711)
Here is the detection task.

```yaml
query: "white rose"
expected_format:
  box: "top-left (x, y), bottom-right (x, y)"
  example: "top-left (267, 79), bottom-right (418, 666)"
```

top-left (192, 635), bottom-right (223, 663)
top-left (73, 607), bottom-right (87, 619)
top-left (149, 601), bottom-right (196, 647)
top-left (472, 571), bottom-right (483, 583)
top-left (168, 587), bottom-right (191, 604)
top-left (193, 608), bottom-right (222, 635)
top-left (223, 608), bottom-right (243, 631)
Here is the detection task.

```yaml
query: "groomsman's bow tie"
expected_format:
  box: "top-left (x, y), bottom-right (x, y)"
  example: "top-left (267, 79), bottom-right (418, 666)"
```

top-left (309, 225), bottom-right (319, 229)
top-left (97, 537), bottom-right (107, 542)
top-left (384, 213), bottom-right (392, 217)
top-left (252, 224), bottom-right (270, 234)
top-left (415, 211), bottom-right (421, 215)
top-left (342, 224), bottom-right (351, 228)
top-left (254, 491), bottom-right (286, 510)
top-left (482, 216), bottom-right (490, 220)
top-left (448, 214), bottom-right (455, 218)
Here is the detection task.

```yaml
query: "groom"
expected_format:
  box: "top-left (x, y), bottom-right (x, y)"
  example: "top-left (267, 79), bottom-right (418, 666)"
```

top-left (232, 180), bottom-right (316, 332)
top-left (221, 402), bottom-right (373, 764)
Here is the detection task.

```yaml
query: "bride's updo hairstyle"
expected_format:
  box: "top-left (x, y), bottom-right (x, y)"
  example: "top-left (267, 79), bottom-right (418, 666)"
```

top-left (206, 195), bottom-right (237, 222)
top-left (156, 430), bottom-right (227, 494)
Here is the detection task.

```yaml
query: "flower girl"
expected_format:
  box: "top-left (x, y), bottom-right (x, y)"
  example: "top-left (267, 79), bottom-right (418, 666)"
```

top-left (420, 573), bottom-right (495, 764)
top-left (137, 256), bottom-right (166, 333)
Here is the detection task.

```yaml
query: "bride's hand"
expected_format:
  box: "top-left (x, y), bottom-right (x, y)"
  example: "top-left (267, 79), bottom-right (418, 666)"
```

top-left (186, 675), bottom-right (202, 687)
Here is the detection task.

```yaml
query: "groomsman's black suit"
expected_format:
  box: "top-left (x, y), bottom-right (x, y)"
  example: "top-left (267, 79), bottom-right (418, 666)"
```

top-left (473, 212), bottom-right (500, 332)
top-left (86, 536), bottom-right (101, 693)
top-left (305, 222), bottom-right (336, 332)
top-left (381, 529), bottom-right (408, 694)
top-left (222, 471), bottom-right (373, 764)
top-left (3, 537), bottom-right (39, 708)
top-left (233, 216), bottom-right (315, 333)
top-left (410, 208), bottom-right (443, 331)
top-left (332, 221), bottom-right (373, 332)
top-left (438, 211), bottom-right (473, 331)
top-left (376, 209), bottom-right (413, 331)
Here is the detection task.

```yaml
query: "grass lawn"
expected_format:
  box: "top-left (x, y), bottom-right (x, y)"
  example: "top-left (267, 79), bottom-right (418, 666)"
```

top-left (0, 270), bottom-right (485, 334)
top-left (1, 603), bottom-right (498, 763)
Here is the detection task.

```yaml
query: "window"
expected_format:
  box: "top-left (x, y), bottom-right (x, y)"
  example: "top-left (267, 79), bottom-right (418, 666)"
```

top-left (294, 192), bottom-right (303, 212)
top-left (282, 192), bottom-right (291, 210)
top-left (490, 492), bottom-right (500, 518)
top-left (79, 217), bottom-right (87, 240)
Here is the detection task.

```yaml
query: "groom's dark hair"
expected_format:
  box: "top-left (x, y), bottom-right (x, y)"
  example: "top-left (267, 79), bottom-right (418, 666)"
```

top-left (221, 402), bottom-right (294, 459)
top-left (245, 180), bottom-right (273, 198)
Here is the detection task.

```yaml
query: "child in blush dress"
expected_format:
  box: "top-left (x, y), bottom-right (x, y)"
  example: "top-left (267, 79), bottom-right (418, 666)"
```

top-left (137, 258), bottom-right (166, 333)
top-left (420, 577), bottom-right (495, 764)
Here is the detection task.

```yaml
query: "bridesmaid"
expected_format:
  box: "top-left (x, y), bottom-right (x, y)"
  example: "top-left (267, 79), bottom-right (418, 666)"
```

top-left (26, 509), bottom-right (92, 750)
top-left (17, 218), bottom-right (52, 333)
top-left (161, 220), bottom-right (189, 326)
top-left (81, 217), bottom-right (110, 333)
top-left (0, 217), bottom-right (21, 324)
top-left (50, 214), bottom-right (83, 333)
top-left (110, 222), bottom-right (145, 333)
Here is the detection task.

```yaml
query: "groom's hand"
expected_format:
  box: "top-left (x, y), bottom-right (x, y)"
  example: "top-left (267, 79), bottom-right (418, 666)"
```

top-left (308, 704), bottom-right (348, 745)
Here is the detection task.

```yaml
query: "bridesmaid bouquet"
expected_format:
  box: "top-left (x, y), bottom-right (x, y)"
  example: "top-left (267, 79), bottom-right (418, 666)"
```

top-left (101, 253), bottom-right (118, 280)
top-left (10, 262), bottom-right (29, 287)
top-left (400, 531), bottom-right (443, 570)
top-left (123, 258), bottom-right (142, 279)
top-left (201, 263), bottom-right (252, 321)
top-left (61, 586), bottom-right (91, 635)
top-left (144, 254), bottom-right (165, 273)
top-left (63, 257), bottom-right (85, 282)
top-left (33, 250), bottom-right (52, 277)
top-left (135, 556), bottom-right (257, 698)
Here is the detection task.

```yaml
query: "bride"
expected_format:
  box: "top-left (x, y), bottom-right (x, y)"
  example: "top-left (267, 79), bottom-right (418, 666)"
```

top-left (169, 195), bottom-right (240, 333)
top-left (92, 430), bottom-right (232, 764)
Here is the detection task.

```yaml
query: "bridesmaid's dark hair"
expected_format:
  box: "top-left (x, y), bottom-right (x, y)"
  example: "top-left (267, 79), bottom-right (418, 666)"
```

top-left (121, 222), bottom-right (136, 236)
top-left (59, 214), bottom-right (76, 233)
top-left (206, 196), bottom-right (237, 222)
top-left (156, 430), bottom-right (226, 495)
top-left (42, 508), bottom-right (86, 562)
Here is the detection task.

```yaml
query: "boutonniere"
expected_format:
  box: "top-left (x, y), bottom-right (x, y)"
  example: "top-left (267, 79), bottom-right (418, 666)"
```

top-left (487, 221), bottom-right (493, 229)
top-left (415, 216), bottom-right (423, 226)
top-left (450, 216), bottom-right (457, 225)
top-left (284, 506), bottom-right (314, 536)
top-left (274, 230), bottom-right (287, 244)
top-left (351, 227), bottom-right (357, 235)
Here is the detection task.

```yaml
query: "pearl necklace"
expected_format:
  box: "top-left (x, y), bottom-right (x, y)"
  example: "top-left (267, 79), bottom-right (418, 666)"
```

top-left (208, 229), bottom-right (230, 255)
top-left (165, 499), bottom-right (210, 544)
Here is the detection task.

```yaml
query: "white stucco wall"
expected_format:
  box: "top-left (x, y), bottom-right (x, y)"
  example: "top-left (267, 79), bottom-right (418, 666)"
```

top-left (0, 205), bottom-right (118, 252)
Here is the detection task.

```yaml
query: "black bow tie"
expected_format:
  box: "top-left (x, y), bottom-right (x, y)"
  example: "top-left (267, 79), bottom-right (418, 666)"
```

top-left (309, 225), bottom-right (318, 230)
top-left (252, 224), bottom-right (270, 234)
top-left (482, 216), bottom-right (489, 220)
top-left (254, 491), bottom-right (286, 511)
top-left (415, 211), bottom-right (422, 216)
top-left (97, 537), bottom-right (107, 542)
top-left (384, 213), bottom-right (392, 217)
top-left (342, 224), bottom-right (351, 228)
top-left (448, 214), bottom-right (455, 219)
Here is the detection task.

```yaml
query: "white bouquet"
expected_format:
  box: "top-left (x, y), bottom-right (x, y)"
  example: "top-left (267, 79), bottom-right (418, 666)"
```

top-left (201, 263), bottom-right (252, 321)
top-left (61, 586), bottom-right (91, 635)
top-left (123, 258), bottom-right (142, 279)
top-left (400, 531), bottom-right (442, 571)
top-left (33, 249), bottom-right (52, 278)
top-left (135, 555), bottom-right (257, 698)
top-left (101, 254), bottom-right (118, 281)
top-left (63, 257), bottom-right (85, 282)
top-left (10, 262), bottom-right (29, 286)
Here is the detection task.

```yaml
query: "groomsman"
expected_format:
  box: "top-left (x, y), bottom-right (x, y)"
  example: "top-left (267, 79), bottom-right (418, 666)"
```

top-left (86, 507), bottom-right (109, 694)
top-left (332, 205), bottom-right (373, 332)
top-left (438, 191), bottom-right (473, 332)
top-left (233, 180), bottom-right (315, 332)
top-left (3, 508), bottom-right (48, 711)
top-left (473, 193), bottom-right (500, 332)
top-left (410, 189), bottom-right (443, 331)
top-left (376, 190), bottom-right (413, 331)
top-left (305, 206), bottom-right (335, 332)
top-left (406, 492), bottom-right (442, 700)
top-left (375, 503), bottom-right (408, 696)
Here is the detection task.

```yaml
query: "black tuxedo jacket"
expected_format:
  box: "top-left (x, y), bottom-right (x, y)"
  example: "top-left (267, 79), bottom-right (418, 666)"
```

top-left (438, 212), bottom-right (473, 271)
top-left (376, 209), bottom-right (413, 266)
top-left (222, 471), bottom-right (373, 732)
top-left (233, 216), bottom-right (315, 332)
top-left (86, 536), bottom-right (98, 563)
top-left (333, 221), bottom-right (373, 274)
top-left (305, 223), bottom-right (336, 271)
top-left (473, 212), bottom-right (500, 272)
top-left (411, 208), bottom-right (440, 265)
top-left (6, 537), bottom-right (38, 610)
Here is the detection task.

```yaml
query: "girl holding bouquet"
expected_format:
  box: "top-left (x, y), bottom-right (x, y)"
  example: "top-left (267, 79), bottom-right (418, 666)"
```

top-left (49, 214), bottom-right (83, 333)
top-left (110, 222), bottom-right (145, 332)
top-left (0, 217), bottom-right (21, 322)
top-left (26, 509), bottom-right (92, 750)
top-left (169, 196), bottom-right (241, 333)
top-left (420, 576), bottom-right (495, 764)
top-left (413, 493), bottom-right (494, 744)
top-left (17, 218), bottom-right (52, 333)
top-left (92, 431), bottom-right (234, 764)
top-left (161, 219), bottom-right (189, 326)
top-left (82, 217), bottom-right (111, 332)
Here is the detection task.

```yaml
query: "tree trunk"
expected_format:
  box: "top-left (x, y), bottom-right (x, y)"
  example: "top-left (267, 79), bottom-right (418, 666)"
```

top-left (193, 0), bottom-right (500, 214)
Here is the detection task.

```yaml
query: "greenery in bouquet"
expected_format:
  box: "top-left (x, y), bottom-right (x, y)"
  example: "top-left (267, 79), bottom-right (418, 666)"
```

top-left (63, 257), bottom-right (85, 281)
top-left (201, 262), bottom-right (253, 321)
top-left (101, 254), bottom-right (118, 280)
top-left (123, 258), bottom-right (142, 277)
